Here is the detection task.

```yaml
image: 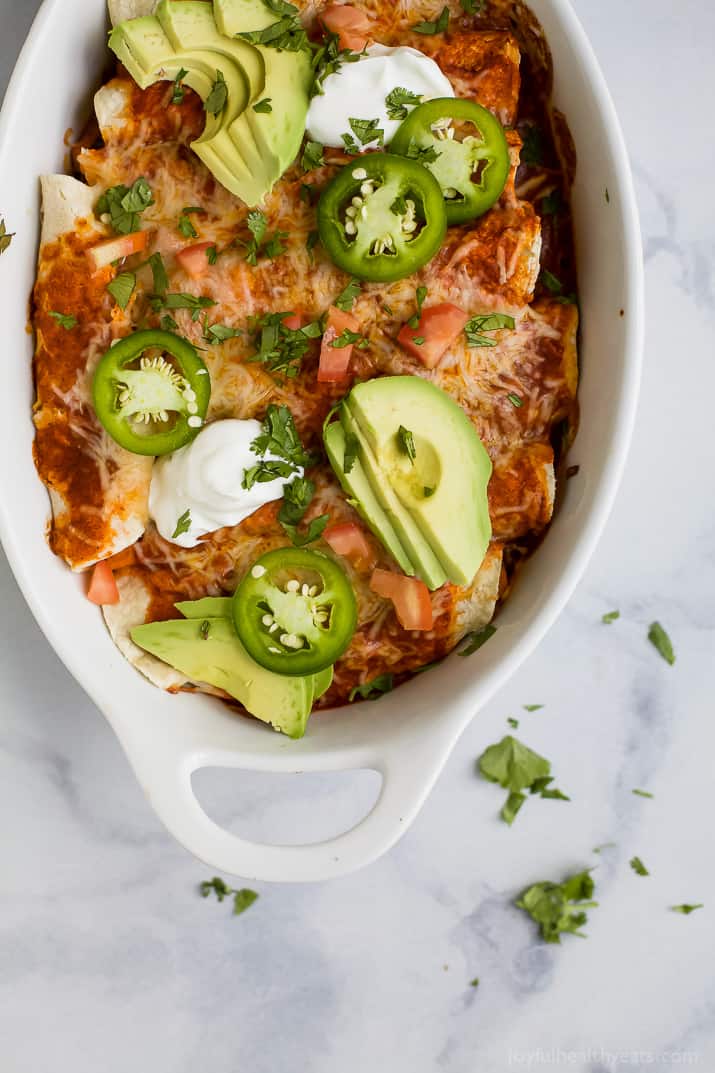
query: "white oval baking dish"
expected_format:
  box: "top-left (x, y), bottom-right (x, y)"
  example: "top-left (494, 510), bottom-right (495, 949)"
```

top-left (0, 0), bottom-right (642, 882)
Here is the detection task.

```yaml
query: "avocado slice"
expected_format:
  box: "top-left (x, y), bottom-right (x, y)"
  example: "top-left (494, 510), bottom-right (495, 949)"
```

top-left (324, 419), bottom-right (416, 577)
top-left (214, 0), bottom-right (311, 189)
top-left (109, 17), bottom-right (260, 199)
top-left (155, 0), bottom-right (266, 174)
top-left (174, 595), bottom-right (333, 700)
top-left (131, 616), bottom-right (314, 738)
top-left (338, 402), bottom-right (448, 590)
top-left (347, 377), bottom-right (493, 586)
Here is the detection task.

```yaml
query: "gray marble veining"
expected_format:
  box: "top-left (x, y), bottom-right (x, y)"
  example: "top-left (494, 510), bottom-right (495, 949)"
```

top-left (1, 1), bottom-right (714, 1070)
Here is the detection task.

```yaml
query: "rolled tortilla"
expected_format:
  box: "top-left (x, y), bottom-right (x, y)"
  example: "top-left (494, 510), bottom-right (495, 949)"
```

top-left (34, 175), bottom-right (153, 571)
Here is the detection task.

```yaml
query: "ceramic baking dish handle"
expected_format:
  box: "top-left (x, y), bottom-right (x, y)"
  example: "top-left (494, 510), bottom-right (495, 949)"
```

top-left (130, 731), bottom-right (457, 883)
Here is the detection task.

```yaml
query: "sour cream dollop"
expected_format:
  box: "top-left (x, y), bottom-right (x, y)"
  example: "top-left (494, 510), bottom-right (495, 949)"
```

top-left (149, 419), bottom-right (301, 548)
top-left (306, 44), bottom-right (454, 149)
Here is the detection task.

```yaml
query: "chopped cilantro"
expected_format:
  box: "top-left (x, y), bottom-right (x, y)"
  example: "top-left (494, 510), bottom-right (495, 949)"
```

top-left (349, 673), bottom-right (394, 702)
top-left (516, 870), bottom-right (597, 943)
top-left (523, 704), bottom-right (543, 712)
top-left (464, 312), bottom-right (515, 347)
top-left (412, 5), bottom-right (449, 33)
top-left (507, 717), bottom-right (519, 729)
top-left (301, 140), bottom-right (325, 172)
top-left (405, 140), bottom-right (440, 164)
top-left (96, 178), bottom-right (153, 235)
top-left (506, 392), bottom-right (523, 408)
top-left (156, 293), bottom-right (216, 322)
top-left (279, 476), bottom-right (329, 546)
top-left (200, 877), bottom-right (259, 916)
top-left (602, 610), bottom-right (620, 624)
top-left (172, 509), bottom-right (192, 540)
top-left (671, 904), bottom-right (703, 915)
top-left (204, 71), bottom-right (228, 116)
top-left (407, 285), bottom-right (428, 329)
top-left (632, 788), bottom-right (654, 799)
top-left (343, 431), bottom-right (359, 475)
top-left (397, 425), bottom-right (416, 464)
top-left (253, 97), bottom-right (273, 113)
top-left (540, 269), bottom-right (577, 304)
top-left (107, 271), bottom-right (136, 310)
top-left (243, 404), bottom-right (315, 491)
top-left (459, 624), bottom-right (496, 656)
top-left (171, 67), bottom-right (188, 105)
top-left (648, 621), bottom-right (675, 665)
top-left (49, 311), bottom-right (77, 330)
top-left (347, 116), bottom-right (385, 148)
top-left (201, 317), bottom-right (241, 344)
top-left (334, 278), bottom-right (361, 312)
top-left (238, 0), bottom-right (310, 54)
top-left (178, 206), bottom-right (204, 239)
top-left (330, 327), bottom-right (368, 349)
top-left (630, 856), bottom-right (649, 877)
top-left (520, 123), bottom-right (543, 166)
top-left (206, 245), bottom-right (218, 265)
top-left (477, 735), bottom-right (569, 825)
top-left (385, 86), bottom-right (422, 121)
top-left (0, 217), bottom-right (14, 255)
top-left (469, 976), bottom-right (480, 988)
top-left (238, 209), bottom-right (288, 265)
top-left (247, 311), bottom-right (321, 378)
top-left (311, 31), bottom-right (366, 97)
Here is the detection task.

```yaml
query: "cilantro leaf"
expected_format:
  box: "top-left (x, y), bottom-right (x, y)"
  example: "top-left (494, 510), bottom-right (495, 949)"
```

top-left (523, 704), bottom-right (543, 712)
top-left (244, 404), bottom-right (315, 490)
top-left (178, 206), bottom-right (204, 239)
top-left (405, 141), bottom-right (440, 164)
top-left (201, 317), bottom-right (241, 344)
top-left (648, 621), bottom-right (675, 665)
top-left (397, 425), bottom-right (416, 464)
top-left (516, 870), bottom-right (598, 943)
top-left (407, 285), bottom-right (427, 329)
top-left (478, 735), bottom-right (569, 824)
top-left (506, 392), bottom-right (523, 408)
top-left (464, 312), bottom-right (515, 347)
top-left (171, 67), bottom-right (188, 105)
top-left (205, 71), bottom-right (228, 116)
top-left (478, 735), bottom-right (550, 794)
top-left (330, 327), bottom-right (368, 349)
top-left (238, 210), bottom-right (288, 265)
top-left (311, 31), bottom-right (366, 97)
top-left (206, 246), bottom-right (218, 265)
top-left (0, 217), bottom-right (14, 255)
top-left (238, 0), bottom-right (309, 52)
top-left (540, 269), bottom-right (577, 304)
top-left (145, 251), bottom-right (168, 296)
top-left (630, 856), bottom-right (649, 876)
top-left (200, 877), bottom-right (259, 916)
top-left (469, 977), bottom-right (480, 988)
top-left (49, 311), bottom-right (77, 330)
top-left (301, 140), bottom-right (325, 172)
top-left (160, 314), bottom-right (179, 332)
top-left (279, 476), bottom-right (328, 546)
top-left (253, 97), bottom-right (273, 113)
top-left (632, 788), bottom-right (654, 799)
top-left (96, 178), bottom-right (153, 235)
top-left (460, 0), bottom-right (484, 11)
top-left (107, 271), bottom-right (136, 310)
top-left (247, 312), bottom-right (321, 379)
top-left (347, 116), bottom-right (384, 148)
top-left (602, 610), bottom-right (620, 624)
top-left (158, 293), bottom-right (216, 322)
top-left (459, 624), bottom-right (496, 656)
top-left (507, 717), bottom-right (519, 729)
top-left (334, 278), bottom-right (361, 312)
top-left (349, 673), bottom-right (394, 702)
top-left (172, 509), bottom-right (192, 539)
top-left (385, 86), bottom-right (422, 121)
top-left (412, 5), bottom-right (449, 33)
top-left (671, 904), bottom-right (703, 915)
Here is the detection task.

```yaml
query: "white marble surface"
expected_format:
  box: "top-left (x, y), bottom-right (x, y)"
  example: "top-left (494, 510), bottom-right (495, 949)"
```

top-left (1, 1), bottom-right (714, 1069)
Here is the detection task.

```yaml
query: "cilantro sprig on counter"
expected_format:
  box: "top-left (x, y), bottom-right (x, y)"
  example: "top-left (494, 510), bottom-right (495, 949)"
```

top-left (200, 877), bottom-right (259, 916)
top-left (0, 217), bottom-right (14, 255)
top-left (516, 870), bottom-right (598, 943)
top-left (478, 735), bottom-right (569, 825)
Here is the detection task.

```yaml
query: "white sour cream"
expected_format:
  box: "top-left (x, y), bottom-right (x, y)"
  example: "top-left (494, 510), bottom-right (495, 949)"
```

top-left (306, 44), bottom-right (454, 149)
top-left (149, 419), bottom-right (301, 548)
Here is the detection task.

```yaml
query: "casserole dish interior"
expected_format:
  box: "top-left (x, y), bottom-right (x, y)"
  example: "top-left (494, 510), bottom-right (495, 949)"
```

top-left (0, 0), bottom-right (642, 881)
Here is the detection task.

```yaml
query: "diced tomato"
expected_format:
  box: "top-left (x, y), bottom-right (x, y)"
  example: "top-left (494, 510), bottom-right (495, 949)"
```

top-left (370, 569), bottom-right (434, 631)
top-left (176, 241), bottom-right (214, 279)
top-left (87, 561), bottom-right (120, 606)
top-left (283, 312), bottom-right (305, 331)
top-left (87, 231), bottom-right (148, 273)
top-left (320, 3), bottom-right (372, 51)
top-left (397, 303), bottom-right (470, 369)
top-left (318, 305), bottom-right (360, 383)
top-left (324, 522), bottom-right (377, 572)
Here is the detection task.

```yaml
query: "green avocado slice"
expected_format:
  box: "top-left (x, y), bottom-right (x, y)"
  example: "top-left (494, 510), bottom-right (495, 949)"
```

top-left (214, 0), bottom-right (311, 189)
top-left (347, 377), bottom-right (493, 586)
top-left (339, 403), bottom-right (448, 590)
top-left (131, 616), bottom-right (314, 738)
top-left (324, 419), bottom-right (416, 577)
top-left (175, 596), bottom-right (233, 619)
